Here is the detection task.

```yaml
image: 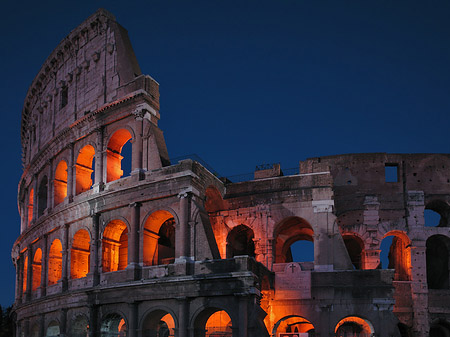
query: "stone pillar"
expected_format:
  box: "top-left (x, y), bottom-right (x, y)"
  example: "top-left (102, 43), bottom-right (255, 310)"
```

top-left (312, 199), bottom-right (336, 271)
top-left (15, 254), bottom-right (23, 303)
top-left (410, 241), bottom-right (429, 337)
top-left (238, 296), bottom-right (248, 337)
top-left (128, 302), bottom-right (139, 337)
top-left (131, 111), bottom-right (144, 179)
top-left (32, 175), bottom-right (38, 222)
top-left (267, 238), bottom-right (274, 270)
top-left (40, 314), bottom-right (45, 337)
top-left (60, 308), bottom-right (67, 337)
top-left (94, 127), bottom-right (104, 192)
top-left (91, 213), bottom-right (100, 286)
top-left (127, 202), bottom-right (141, 280)
top-left (89, 305), bottom-right (98, 337)
top-left (67, 143), bottom-right (74, 202)
top-left (26, 246), bottom-right (32, 301)
top-left (177, 192), bottom-right (191, 260)
top-left (61, 224), bottom-right (69, 291)
top-left (177, 297), bottom-right (188, 337)
top-left (40, 234), bottom-right (48, 296)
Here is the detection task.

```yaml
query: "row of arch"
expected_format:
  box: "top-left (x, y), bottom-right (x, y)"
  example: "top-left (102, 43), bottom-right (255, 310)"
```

top-left (26, 128), bottom-right (134, 227)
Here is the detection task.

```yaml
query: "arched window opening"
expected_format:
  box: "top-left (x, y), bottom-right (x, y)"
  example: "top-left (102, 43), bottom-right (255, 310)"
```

top-left (76, 145), bottom-right (95, 195)
top-left (425, 200), bottom-right (450, 227)
top-left (426, 235), bottom-right (450, 289)
top-left (23, 255), bottom-right (28, 293)
top-left (272, 316), bottom-right (315, 336)
top-left (48, 239), bottom-right (62, 285)
top-left (143, 210), bottom-right (175, 266)
top-left (205, 310), bottom-right (232, 337)
top-left (54, 160), bottom-right (68, 206)
top-left (205, 186), bottom-right (225, 213)
top-left (142, 310), bottom-right (175, 337)
top-left (226, 224), bottom-right (255, 258)
top-left (274, 217), bottom-right (314, 264)
top-left (46, 321), bottom-right (60, 337)
top-left (71, 229), bottom-right (91, 279)
top-left (102, 220), bottom-right (128, 272)
top-left (380, 233), bottom-right (411, 281)
top-left (32, 249), bottom-right (42, 291)
top-left (70, 315), bottom-right (90, 337)
top-left (28, 189), bottom-right (34, 226)
top-left (106, 129), bottom-right (132, 183)
top-left (335, 316), bottom-right (374, 337)
top-left (37, 176), bottom-right (48, 217)
top-left (343, 235), bottom-right (365, 269)
top-left (101, 314), bottom-right (127, 337)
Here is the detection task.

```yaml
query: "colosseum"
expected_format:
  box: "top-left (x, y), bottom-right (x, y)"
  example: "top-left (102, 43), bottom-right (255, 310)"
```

top-left (11, 8), bottom-right (450, 337)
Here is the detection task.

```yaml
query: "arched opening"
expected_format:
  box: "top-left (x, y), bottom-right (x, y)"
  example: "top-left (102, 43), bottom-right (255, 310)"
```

top-left (335, 316), bottom-right (374, 337)
top-left (397, 323), bottom-right (410, 337)
top-left (275, 217), bottom-right (314, 263)
top-left (70, 315), bottom-right (90, 337)
top-left (54, 160), bottom-right (68, 206)
top-left (194, 308), bottom-right (232, 337)
top-left (380, 232), bottom-right (411, 281)
top-left (76, 145), bottom-right (95, 195)
top-left (426, 235), bottom-right (450, 289)
top-left (30, 324), bottom-right (39, 337)
top-left (205, 186), bottom-right (225, 213)
top-left (343, 234), bottom-right (365, 269)
top-left (143, 210), bottom-right (175, 266)
top-left (142, 310), bottom-right (175, 337)
top-left (28, 188), bottom-right (34, 226)
top-left (272, 315), bottom-right (315, 336)
top-left (48, 239), bottom-right (62, 285)
top-left (425, 200), bottom-right (450, 227)
top-left (106, 129), bottom-right (132, 182)
top-left (23, 255), bottom-right (28, 293)
top-left (101, 313), bottom-right (127, 337)
top-left (37, 176), bottom-right (48, 217)
top-left (102, 220), bottom-right (128, 272)
top-left (430, 319), bottom-right (450, 337)
top-left (226, 224), bottom-right (255, 258)
top-left (32, 248), bottom-right (42, 291)
top-left (71, 229), bottom-right (91, 279)
top-left (46, 321), bottom-right (60, 336)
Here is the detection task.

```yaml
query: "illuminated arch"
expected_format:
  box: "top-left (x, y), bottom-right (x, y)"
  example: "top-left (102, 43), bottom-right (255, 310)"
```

top-left (101, 313), bottom-right (127, 337)
top-left (23, 255), bottom-right (28, 293)
top-left (426, 234), bottom-right (450, 289)
top-left (274, 217), bottom-right (314, 263)
top-left (193, 308), bottom-right (233, 337)
top-left (75, 144), bottom-right (95, 195)
top-left (71, 229), bottom-right (91, 279)
top-left (37, 176), bottom-right (48, 217)
top-left (205, 185), bottom-right (225, 213)
top-left (106, 128), bottom-right (133, 182)
top-left (48, 239), bottom-right (62, 285)
top-left (54, 160), bottom-right (68, 206)
top-left (102, 220), bottom-right (128, 272)
top-left (32, 248), bottom-right (42, 291)
top-left (335, 316), bottom-right (374, 337)
top-left (28, 188), bottom-right (34, 226)
top-left (141, 309), bottom-right (177, 337)
top-left (143, 210), bottom-right (176, 266)
top-left (226, 224), bottom-right (255, 258)
top-left (380, 231), bottom-right (411, 281)
top-left (343, 233), bottom-right (365, 269)
top-left (272, 315), bottom-right (315, 336)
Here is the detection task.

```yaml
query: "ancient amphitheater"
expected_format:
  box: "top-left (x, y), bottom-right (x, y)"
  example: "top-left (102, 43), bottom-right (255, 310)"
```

top-left (11, 9), bottom-right (450, 337)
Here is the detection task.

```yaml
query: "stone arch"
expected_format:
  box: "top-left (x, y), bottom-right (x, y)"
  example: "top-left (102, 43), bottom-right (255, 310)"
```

top-left (69, 314), bottom-right (90, 337)
top-left (32, 248), bottom-right (42, 291)
top-left (75, 144), bottom-right (96, 195)
top-left (425, 200), bottom-right (450, 227)
top-left (380, 230), bottom-right (411, 281)
top-left (48, 239), bottom-right (63, 285)
top-left (205, 185), bottom-right (226, 213)
top-left (430, 318), bottom-right (450, 337)
top-left (54, 160), bottom-right (68, 206)
top-left (30, 323), bottom-right (39, 337)
top-left (100, 312), bottom-right (128, 337)
top-left (426, 234), bottom-right (450, 289)
top-left (342, 233), bottom-right (365, 269)
top-left (106, 128), bottom-right (134, 182)
top-left (71, 229), bottom-right (91, 279)
top-left (28, 188), bottom-right (34, 226)
top-left (192, 306), bottom-right (234, 337)
top-left (141, 307), bottom-right (177, 337)
top-left (37, 175), bottom-right (48, 217)
top-left (334, 316), bottom-right (374, 337)
top-left (226, 224), bottom-right (255, 258)
top-left (102, 219), bottom-right (129, 272)
top-left (272, 315), bottom-right (316, 336)
top-left (142, 209), bottom-right (176, 266)
top-left (46, 320), bottom-right (60, 336)
top-left (274, 216), bottom-right (314, 263)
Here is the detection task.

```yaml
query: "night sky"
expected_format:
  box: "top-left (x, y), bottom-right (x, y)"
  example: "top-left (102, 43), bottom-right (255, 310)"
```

top-left (1, 1), bottom-right (449, 307)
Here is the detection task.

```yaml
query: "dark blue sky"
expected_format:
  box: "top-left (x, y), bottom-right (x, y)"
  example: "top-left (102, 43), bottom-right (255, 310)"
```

top-left (1, 1), bottom-right (449, 306)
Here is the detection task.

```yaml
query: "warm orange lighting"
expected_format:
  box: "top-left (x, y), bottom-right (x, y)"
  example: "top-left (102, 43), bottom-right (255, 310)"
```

top-left (274, 316), bottom-right (315, 335)
top-left (335, 316), bottom-right (373, 336)
top-left (28, 189), bottom-right (34, 226)
top-left (23, 255), bottom-right (28, 292)
top-left (275, 217), bottom-right (314, 263)
top-left (106, 129), bottom-right (132, 182)
top-left (75, 145), bottom-right (95, 195)
top-left (71, 229), bottom-right (90, 279)
top-left (226, 224), bottom-right (255, 258)
top-left (48, 239), bottom-right (62, 285)
top-left (54, 160), bottom-right (68, 206)
top-left (32, 249), bottom-right (42, 291)
top-left (382, 231), bottom-right (411, 281)
top-left (118, 318), bottom-right (127, 336)
top-left (102, 220), bottom-right (128, 272)
top-left (205, 310), bottom-right (232, 336)
top-left (143, 210), bottom-right (175, 266)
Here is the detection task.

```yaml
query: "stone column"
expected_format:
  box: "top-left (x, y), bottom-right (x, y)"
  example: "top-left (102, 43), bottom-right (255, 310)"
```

top-left (26, 246), bottom-right (32, 301)
top-left (61, 224), bottom-right (69, 291)
top-left (127, 202), bottom-right (141, 281)
top-left (128, 302), bottom-right (139, 337)
top-left (15, 254), bottom-right (23, 303)
top-left (32, 175), bottom-right (38, 222)
top-left (238, 296), bottom-right (248, 337)
top-left (94, 127), bottom-right (104, 192)
top-left (67, 143), bottom-right (74, 202)
top-left (131, 111), bottom-right (144, 179)
top-left (91, 213), bottom-right (100, 286)
top-left (40, 314), bottom-right (45, 337)
top-left (40, 234), bottom-right (48, 296)
top-left (47, 159), bottom-right (53, 211)
top-left (88, 305), bottom-right (98, 337)
top-left (177, 297), bottom-right (188, 337)
top-left (410, 241), bottom-right (429, 336)
top-left (177, 192), bottom-right (191, 260)
top-left (60, 308), bottom-right (67, 337)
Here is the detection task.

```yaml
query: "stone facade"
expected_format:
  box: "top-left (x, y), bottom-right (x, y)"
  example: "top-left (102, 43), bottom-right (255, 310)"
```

top-left (12, 9), bottom-right (450, 337)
